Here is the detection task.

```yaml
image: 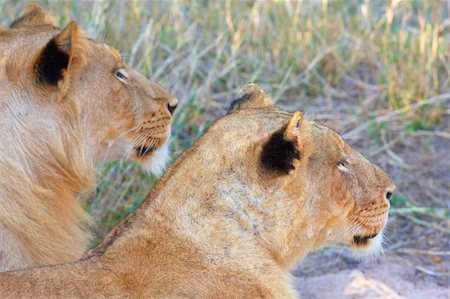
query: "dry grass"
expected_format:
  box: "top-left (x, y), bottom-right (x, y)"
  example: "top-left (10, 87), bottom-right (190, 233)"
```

top-left (1, 0), bottom-right (449, 256)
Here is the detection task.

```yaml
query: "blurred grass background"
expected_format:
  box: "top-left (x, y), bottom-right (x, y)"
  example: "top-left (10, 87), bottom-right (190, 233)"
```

top-left (1, 0), bottom-right (449, 269)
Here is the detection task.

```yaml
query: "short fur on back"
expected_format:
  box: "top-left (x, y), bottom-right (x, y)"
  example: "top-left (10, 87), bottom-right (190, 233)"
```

top-left (0, 5), bottom-right (178, 271)
top-left (0, 84), bottom-right (395, 298)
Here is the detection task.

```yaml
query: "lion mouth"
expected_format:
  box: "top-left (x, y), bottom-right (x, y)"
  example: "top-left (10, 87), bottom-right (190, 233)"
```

top-left (353, 233), bottom-right (378, 246)
top-left (134, 146), bottom-right (156, 158)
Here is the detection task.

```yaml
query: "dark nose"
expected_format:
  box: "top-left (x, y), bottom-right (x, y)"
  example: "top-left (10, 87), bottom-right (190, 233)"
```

top-left (167, 103), bottom-right (177, 115)
top-left (385, 184), bottom-right (396, 201)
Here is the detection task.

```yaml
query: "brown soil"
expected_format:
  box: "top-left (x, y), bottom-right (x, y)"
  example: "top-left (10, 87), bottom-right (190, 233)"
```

top-left (294, 255), bottom-right (449, 298)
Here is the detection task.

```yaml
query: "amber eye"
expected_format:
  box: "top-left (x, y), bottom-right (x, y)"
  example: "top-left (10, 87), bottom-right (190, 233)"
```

top-left (337, 160), bottom-right (349, 172)
top-left (114, 69), bottom-right (128, 83)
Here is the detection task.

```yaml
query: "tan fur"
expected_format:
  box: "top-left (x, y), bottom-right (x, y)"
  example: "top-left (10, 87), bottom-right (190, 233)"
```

top-left (0, 5), bottom-right (177, 272)
top-left (9, 4), bottom-right (57, 29)
top-left (0, 84), bottom-right (394, 298)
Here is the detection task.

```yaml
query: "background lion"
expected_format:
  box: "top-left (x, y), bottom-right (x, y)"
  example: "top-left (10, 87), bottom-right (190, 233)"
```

top-left (0, 85), bottom-right (395, 298)
top-left (0, 5), bottom-right (178, 271)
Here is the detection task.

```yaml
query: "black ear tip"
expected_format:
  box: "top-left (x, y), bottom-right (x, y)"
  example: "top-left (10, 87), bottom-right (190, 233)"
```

top-left (260, 125), bottom-right (300, 175)
top-left (35, 38), bottom-right (69, 85)
top-left (10, 18), bottom-right (22, 29)
top-left (227, 93), bottom-right (252, 114)
top-left (227, 84), bottom-right (274, 114)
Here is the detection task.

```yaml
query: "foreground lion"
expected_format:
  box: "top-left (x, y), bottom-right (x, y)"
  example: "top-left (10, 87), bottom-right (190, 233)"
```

top-left (0, 5), bottom-right (177, 272)
top-left (0, 85), bottom-right (395, 298)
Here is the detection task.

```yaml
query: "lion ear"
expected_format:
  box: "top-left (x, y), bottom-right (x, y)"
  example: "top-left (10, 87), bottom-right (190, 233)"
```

top-left (260, 112), bottom-right (303, 175)
top-left (228, 84), bottom-right (274, 114)
top-left (34, 21), bottom-right (87, 92)
top-left (10, 4), bottom-right (57, 29)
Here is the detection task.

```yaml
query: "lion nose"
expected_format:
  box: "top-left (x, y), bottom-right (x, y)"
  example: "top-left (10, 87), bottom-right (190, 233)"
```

top-left (385, 185), bottom-right (396, 201)
top-left (167, 103), bottom-right (177, 115)
top-left (167, 97), bottom-right (178, 115)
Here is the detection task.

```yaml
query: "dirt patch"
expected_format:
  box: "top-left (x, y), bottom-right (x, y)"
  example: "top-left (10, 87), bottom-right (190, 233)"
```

top-left (294, 257), bottom-right (449, 298)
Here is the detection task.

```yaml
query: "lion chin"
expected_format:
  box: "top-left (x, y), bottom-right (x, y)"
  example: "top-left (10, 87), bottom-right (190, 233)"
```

top-left (140, 141), bottom-right (170, 177)
top-left (351, 231), bottom-right (385, 259)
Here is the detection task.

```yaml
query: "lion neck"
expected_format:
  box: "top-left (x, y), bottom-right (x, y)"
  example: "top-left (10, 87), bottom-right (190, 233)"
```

top-left (0, 92), bottom-right (96, 266)
top-left (134, 129), bottom-right (316, 271)
top-left (1, 89), bottom-right (95, 190)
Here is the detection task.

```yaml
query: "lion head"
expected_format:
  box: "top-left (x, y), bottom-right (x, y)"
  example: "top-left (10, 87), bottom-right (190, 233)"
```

top-left (0, 4), bottom-right (177, 271)
top-left (213, 84), bottom-right (396, 267)
top-left (2, 4), bottom-right (177, 176)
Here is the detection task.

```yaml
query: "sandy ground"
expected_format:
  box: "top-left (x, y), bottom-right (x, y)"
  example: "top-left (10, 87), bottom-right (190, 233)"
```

top-left (292, 252), bottom-right (449, 299)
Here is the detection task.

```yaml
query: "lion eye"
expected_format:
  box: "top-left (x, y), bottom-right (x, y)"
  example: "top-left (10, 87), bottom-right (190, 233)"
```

top-left (337, 160), bottom-right (349, 172)
top-left (114, 69), bottom-right (128, 83)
